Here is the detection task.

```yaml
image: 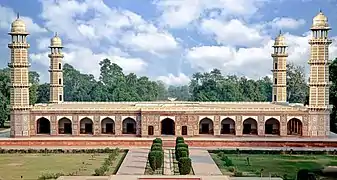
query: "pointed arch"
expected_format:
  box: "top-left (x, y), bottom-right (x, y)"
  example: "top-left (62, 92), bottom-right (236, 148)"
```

top-left (122, 117), bottom-right (136, 134)
top-left (36, 117), bottom-right (51, 134)
top-left (79, 117), bottom-right (93, 134)
top-left (58, 117), bottom-right (72, 134)
top-left (265, 118), bottom-right (280, 135)
top-left (101, 118), bottom-right (115, 134)
top-left (199, 118), bottom-right (214, 135)
top-left (221, 118), bottom-right (235, 135)
top-left (161, 118), bottom-right (175, 135)
top-left (243, 118), bottom-right (258, 135)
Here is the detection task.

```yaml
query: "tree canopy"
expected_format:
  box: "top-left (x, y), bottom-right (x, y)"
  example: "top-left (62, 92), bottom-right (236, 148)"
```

top-left (0, 58), bottom-right (336, 132)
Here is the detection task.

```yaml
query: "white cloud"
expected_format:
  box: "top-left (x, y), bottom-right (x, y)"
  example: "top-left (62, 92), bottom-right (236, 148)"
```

top-left (270, 17), bottom-right (306, 30)
top-left (154, 0), bottom-right (269, 28)
top-left (157, 73), bottom-right (190, 85)
top-left (200, 19), bottom-right (268, 47)
top-left (0, 5), bottom-right (47, 34)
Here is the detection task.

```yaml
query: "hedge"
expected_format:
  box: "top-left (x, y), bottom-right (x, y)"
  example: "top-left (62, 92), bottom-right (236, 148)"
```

top-left (176, 147), bottom-right (189, 161)
top-left (148, 150), bottom-right (163, 171)
top-left (153, 138), bottom-right (162, 144)
top-left (176, 136), bottom-right (184, 144)
top-left (178, 157), bottom-right (192, 175)
top-left (176, 142), bottom-right (188, 150)
top-left (209, 149), bottom-right (337, 155)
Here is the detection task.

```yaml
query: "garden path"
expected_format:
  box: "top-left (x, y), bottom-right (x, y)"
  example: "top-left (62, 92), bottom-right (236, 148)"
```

top-left (189, 149), bottom-right (222, 176)
top-left (116, 148), bottom-right (149, 175)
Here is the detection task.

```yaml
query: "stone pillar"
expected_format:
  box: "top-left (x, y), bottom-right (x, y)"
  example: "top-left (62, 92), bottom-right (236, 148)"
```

top-left (29, 114), bottom-right (36, 136)
top-left (72, 115), bottom-right (79, 136)
top-left (258, 115), bottom-right (265, 136)
top-left (51, 115), bottom-right (57, 135)
top-left (189, 115), bottom-right (198, 136)
top-left (115, 115), bottom-right (122, 136)
top-left (235, 115), bottom-right (242, 136)
top-left (214, 115), bottom-right (220, 136)
top-left (141, 115), bottom-right (148, 136)
top-left (280, 115), bottom-right (287, 136)
top-left (136, 115), bottom-right (141, 136)
top-left (94, 115), bottom-right (100, 136)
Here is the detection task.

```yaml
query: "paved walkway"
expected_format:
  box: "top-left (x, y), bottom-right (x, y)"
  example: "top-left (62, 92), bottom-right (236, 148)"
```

top-left (117, 148), bottom-right (149, 175)
top-left (189, 149), bottom-right (222, 176)
top-left (163, 149), bottom-right (174, 175)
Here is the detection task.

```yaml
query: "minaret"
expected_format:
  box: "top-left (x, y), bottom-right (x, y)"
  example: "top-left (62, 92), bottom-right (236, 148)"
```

top-left (8, 14), bottom-right (31, 137)
top-left (271, 31), bottom-right (288, 103)
top-left (308, 10), bottom-right (332, 136)
top-left (48, 33), bottom-right (64, 103)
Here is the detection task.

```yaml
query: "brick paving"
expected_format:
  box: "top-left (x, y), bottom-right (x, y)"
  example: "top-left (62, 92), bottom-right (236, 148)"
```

top-left (116, 148), bottom-right (149, 175)
top-left (189, 149), bottom-right (222, 176)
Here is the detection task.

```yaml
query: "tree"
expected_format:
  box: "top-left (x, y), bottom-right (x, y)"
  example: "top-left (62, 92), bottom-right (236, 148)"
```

top-left (330, 58), bottom-right (337, 132)
top-left (287, 63), bottom-right (308, 104)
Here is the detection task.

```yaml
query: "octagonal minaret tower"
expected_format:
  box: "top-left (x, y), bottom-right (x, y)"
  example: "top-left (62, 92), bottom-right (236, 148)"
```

top-left (271, 31), bottom-right (288, 103)
top-left (308, 10), bottom-right (332, 136)
top-left (48, 33), bottom-right (64, 103)
top-left (8, 14), bottom-right (31, 137)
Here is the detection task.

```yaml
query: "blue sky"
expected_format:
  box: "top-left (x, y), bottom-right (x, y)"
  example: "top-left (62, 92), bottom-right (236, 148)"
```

top-left (0, 0), bottom-right (337, 85)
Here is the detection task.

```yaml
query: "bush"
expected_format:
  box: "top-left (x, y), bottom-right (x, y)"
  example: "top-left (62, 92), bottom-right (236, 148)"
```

top-left (176, 147), bottom-right (189, 160)
top-left (148, 150), bottom-right (163, 171)
top-left (222, 156), bottom-right (233, 166)
top-left (152, 143), bottom-right (162, 148)
top-left (176, 142), bottom-right (188, 149)
top-left (151, 146), bottom-right (163, 152)
top-left (153, 138), bottom-right (162, 144)
top-left (94, 167), bottom-right (106, 176)
top-left (176, 136), bottom-right (184, 144)
top-left (178, 157), bottom-right (192, 175)
top-left (234, 171), bottom-right (243, 177)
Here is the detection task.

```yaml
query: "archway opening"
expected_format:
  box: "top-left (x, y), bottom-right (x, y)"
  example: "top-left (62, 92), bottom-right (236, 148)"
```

top-left (148, 126), bottom-right (154, 135)
top-left (265, 118), bottom-right (280, 135)
top-left (199, 118), bottom-right (214, 135)
top-left (122, 118), bottom-right (136, 134)
top-left (101, 118), bottom-right (115, 134)
top-left (287, 118), bottom-right (302, 136)
top-left (37, 117), bottom-right (51, 134)
top-left (161, 118), bottom-right (175, 135)
top-left (221, 118), bottom-right (235, 135)
top-left (80, 118), bottom-right (93, 134)
top-left (58, 118), bottom-right (72, 134)
top-left (243, 118), bottom-right (258, 135)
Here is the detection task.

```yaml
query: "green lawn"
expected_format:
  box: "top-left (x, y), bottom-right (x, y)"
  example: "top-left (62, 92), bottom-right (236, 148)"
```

top-left (210, 152), bottom-right (337, 180)
top-left (0, 152), bottom-right (126, 180)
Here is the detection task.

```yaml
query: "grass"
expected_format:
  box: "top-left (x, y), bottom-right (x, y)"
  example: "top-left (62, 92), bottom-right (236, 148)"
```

top-left (0, 152), bottom-right (126, 180)
top-left (210, 152), bottom-right (337, 180)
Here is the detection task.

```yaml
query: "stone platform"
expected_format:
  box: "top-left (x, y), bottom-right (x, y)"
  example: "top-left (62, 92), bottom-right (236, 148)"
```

top-left (0, 136), bottom-right (337, 148)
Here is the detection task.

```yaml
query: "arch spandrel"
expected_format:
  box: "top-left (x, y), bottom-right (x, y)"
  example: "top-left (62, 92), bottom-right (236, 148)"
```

top-left (121, 116), bottom-right (137, 121)
top-left (160, 116), bottom-right (176, 121)
top-left (198, 116), bottom-right (214, 122)
top-left (35, 116), bottom-right (51, 122)
top-left (57, 116), bottom-right (72, 121)
top-left (79, 116), bottom-right (94, 121)
top-left (220, 116), bottom-right (236, 122)
top-left (264, 116), bottom-right (280, 122)
top-left (242, 116), bottom-right (258, 121)
top-left (100, 116), bottom-right (115, 122)
top-left (286, 116), bottom-right (303, 123)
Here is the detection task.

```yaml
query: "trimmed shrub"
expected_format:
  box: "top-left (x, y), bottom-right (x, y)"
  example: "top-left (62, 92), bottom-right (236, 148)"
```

top-left (176, 147), bottom-right (189, 160)
top-left (176, 136), bottom-right (184, 144)
top-left (178, 157), bottom-right (192, 175)
top-left (222, 156), bottom-right (233, 166)
top-left (234, 171), bottom-right (243, 177)
top-left (153, 138), bottom-right (162, 144)
top-left (148, 150), bottom-right (163, 171)
top-left (176, 142), bottom-right (188, 149)
top-left (151, 146), bottom-right (163, 152)
top-left (152, 143), bottom-right (162, 148)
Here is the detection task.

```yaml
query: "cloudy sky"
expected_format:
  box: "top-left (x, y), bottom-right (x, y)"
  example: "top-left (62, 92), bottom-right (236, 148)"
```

top-left (0, 0), bottom-right (337, 85)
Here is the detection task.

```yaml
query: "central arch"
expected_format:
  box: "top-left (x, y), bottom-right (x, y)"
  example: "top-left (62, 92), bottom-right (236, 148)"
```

top-left (122, 117), bottom-right (136, 134)
top-left (161, 118), bottom-right (175, 135)
top-left (36, 117), bottom-right (51, 134)
top-left (243, 118), bottom-right (258, 135)
top-left (58, 118), bottom-right (72, 134)
top-left (265, 118), bottom-right (280, 135)
top-left (221, 118), bottom-right (235, 135)
top-left (80, 118), bottom-right (93, 134)
top-left (199, 118), bottom-right (214, 135)
top-left (101, 118), bottom-right (115, 134)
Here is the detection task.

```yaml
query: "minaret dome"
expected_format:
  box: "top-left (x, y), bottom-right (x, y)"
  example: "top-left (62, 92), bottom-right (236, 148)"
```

top-left (312, 11), bottom-right (329, 29)
top-left (274, 31), bottom-right (286, 46)
top-left (10, 14), bottom-right (27, 34)
top-left (50, 33), bottom-right (62, 47)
